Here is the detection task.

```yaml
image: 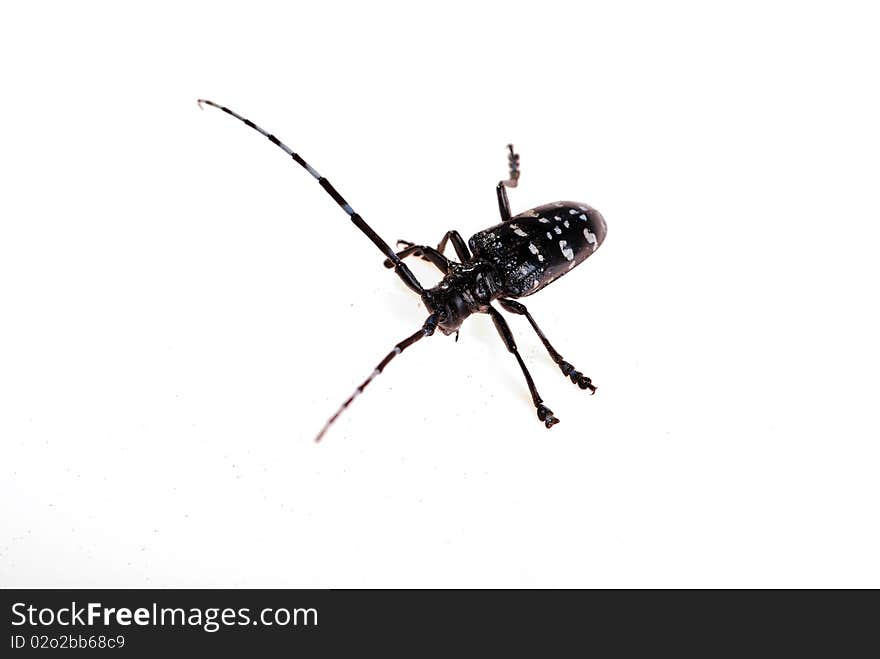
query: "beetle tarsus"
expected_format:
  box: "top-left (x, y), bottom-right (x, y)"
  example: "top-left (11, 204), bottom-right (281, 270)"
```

top-left (536, 404), bottom-right (559, 428)
top-left (506, 144), bottom-right (520, 187)
top-left (572, 372), bottom-right (597, 393)
top-left (558, 361), bottom-right (597, 394)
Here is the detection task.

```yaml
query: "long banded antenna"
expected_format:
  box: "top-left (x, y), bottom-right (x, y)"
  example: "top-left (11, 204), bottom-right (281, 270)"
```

top-left (197, 99), bottom-right (423, 294)
top-left (315, 314), bottom-right (439, 442)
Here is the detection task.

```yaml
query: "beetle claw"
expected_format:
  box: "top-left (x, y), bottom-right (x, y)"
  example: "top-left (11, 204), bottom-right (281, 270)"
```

top-left (576, 375), bottom-right (596, 393)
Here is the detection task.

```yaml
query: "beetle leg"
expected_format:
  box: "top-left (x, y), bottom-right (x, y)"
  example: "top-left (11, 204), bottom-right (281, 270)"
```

top-left (496, 144), bottom-right (520, 222)
top-left (382, 241), bottom-right (450, 273)
top-left (497, 298), bottom-right (597, 394)
top-left (486, 306), bottom-right (559, 428)
top-left (437, 230), bottom-right (472, 262)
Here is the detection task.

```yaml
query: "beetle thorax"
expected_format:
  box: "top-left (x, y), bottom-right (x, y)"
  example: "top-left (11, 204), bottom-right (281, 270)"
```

top-left (421, 260), bottom-right (500, 335)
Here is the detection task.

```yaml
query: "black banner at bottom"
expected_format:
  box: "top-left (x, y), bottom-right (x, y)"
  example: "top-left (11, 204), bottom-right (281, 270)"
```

top-left (1, 589), bottom-right (874, 654)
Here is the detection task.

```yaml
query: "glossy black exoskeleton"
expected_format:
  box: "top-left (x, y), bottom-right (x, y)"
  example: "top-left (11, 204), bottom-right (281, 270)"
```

top-left (198, 101), bottom-right (607, 440)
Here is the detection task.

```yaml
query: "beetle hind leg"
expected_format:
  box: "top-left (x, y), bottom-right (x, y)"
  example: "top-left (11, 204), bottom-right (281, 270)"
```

top-left (497, 298), bottom-right (597, 394)
top-left (487, 306), bottom-right (560, 429)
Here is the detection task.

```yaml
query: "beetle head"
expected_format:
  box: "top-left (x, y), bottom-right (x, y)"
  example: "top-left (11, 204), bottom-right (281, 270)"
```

top-left (421, 284), bottom-right (472, 335)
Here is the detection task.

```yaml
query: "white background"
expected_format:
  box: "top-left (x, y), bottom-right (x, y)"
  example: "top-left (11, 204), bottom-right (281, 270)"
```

top-left (2, 1), bottom-right (879, 588)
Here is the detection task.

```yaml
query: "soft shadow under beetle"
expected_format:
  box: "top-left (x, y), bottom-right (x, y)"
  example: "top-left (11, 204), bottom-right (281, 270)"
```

top-left (198, 100), bottom-right (607, 441)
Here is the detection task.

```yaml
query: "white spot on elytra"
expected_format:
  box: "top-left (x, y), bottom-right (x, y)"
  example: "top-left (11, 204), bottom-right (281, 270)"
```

top-left (560, 240), bottom-right (574, 261)
top-left (515, 263), bottom-right (535, 280)
top-left (579, 214), bottom-right (587, 221)
top-left (569, 209), bottom-right (578, 214)
top-left (538, 218), bottom-right (549, 223)
top-left (553, 225), bottom-right (562, 235)
top-left (563, 220), bottom-right (570, 228)
top-left (510, 224), bottom-right (528, 237)
top-left (546, 232), bottom-right (553, 240)
top-left (584, 229), bottom-right (598, 246)
top-left (528, 242), bottom-right (539, 255)
top-left (554, 216), bottom-right (561, 221)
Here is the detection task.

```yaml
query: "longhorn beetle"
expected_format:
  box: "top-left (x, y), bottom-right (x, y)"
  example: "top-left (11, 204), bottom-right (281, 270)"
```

top-left (197, 99), bottom-right (607, 441)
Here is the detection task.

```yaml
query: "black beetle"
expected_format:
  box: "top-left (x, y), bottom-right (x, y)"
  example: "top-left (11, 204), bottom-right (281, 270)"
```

top-left (198, 100), bottom-right (606, 440)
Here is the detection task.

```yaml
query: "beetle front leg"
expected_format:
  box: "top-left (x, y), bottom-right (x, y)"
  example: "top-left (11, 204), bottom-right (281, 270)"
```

top-left (437, 230), bottom-right (472, 261)
top-left (383, 240), bottom-right (450, 273)
top-left (486, 306), bottom-right (559, 428)
top-left (497, 298), bottom-right (597, 394)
